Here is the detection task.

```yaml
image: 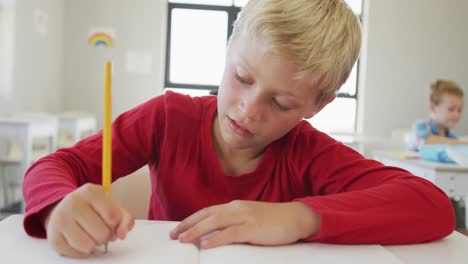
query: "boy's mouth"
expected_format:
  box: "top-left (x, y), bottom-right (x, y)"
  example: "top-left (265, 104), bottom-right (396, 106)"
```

top-left (227, 116), bottom-right (254, 137)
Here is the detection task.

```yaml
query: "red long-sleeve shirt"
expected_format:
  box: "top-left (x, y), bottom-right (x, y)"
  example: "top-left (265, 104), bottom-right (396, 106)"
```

top-left (23, 91), bottom-right (455, 243)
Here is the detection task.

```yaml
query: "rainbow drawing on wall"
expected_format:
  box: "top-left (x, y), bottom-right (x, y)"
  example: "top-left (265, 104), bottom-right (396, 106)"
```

top-left (88, 29), bottom-right (115, 48)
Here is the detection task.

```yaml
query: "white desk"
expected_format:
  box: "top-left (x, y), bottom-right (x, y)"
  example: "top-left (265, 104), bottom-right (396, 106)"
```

top-left (330, 134), bottom-right (402, 158)
top-left (0, 116), bottom-right (58, 209)
top-left (373, 151), bottom-right (468, 227)
top-left (1, 215), bottom-right (467, 264)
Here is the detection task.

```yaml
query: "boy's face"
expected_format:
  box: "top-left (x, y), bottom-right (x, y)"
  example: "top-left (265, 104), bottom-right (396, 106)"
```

top-left (430, 94), bottom-right (464, 129)
top-left (216, 35), bottom-right (333, 151)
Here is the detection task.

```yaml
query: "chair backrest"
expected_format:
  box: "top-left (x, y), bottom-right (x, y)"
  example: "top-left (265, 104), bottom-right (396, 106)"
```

top-left (58, 111), bottom-right (97, 148)
top-left (112, 166), bottom-right (151, 220)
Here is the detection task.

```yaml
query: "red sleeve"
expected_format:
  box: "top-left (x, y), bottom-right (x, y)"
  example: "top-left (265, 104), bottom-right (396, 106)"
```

top-left (22, 94), bottom-right (167, 238)
top-left (293, 130), bottom-right (455, 244)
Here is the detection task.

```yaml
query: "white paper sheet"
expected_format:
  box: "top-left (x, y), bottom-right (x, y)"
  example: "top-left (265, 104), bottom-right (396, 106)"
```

top-left (200, 242), bottom-right (404, 264)
top-left (1, 216), bottom-right (404, 264)
top-left (0, 219), bottom-right (198, 264)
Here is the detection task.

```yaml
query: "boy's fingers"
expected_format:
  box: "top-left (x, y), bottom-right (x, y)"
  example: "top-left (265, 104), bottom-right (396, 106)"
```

top-left (178, 214), bottom-right (238, 243)
top-left (200, 226), bottom-right (246, 249)
top-left (170, 207), bottom-right (214, 239)
top-left (115, 207), bottom-right (135, 240)
top-left (61, 222), bottom-right (96, 256)
top-left (75, 204), bottom-right (113, 245)
top-left (81, 184), bottom-right (123, 229)
top-left (53, 234), bottom-right (90, 259)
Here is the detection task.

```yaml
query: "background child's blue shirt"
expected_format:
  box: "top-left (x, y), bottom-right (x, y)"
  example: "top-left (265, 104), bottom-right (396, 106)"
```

top-left (406, 118), bottom-right (457, 151)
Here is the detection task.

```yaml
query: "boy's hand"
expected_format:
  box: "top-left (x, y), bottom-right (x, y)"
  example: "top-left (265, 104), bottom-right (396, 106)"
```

top-left (170, 201), bottom-right (320, 249)
top-left (43, 183), bottom-right (135, 258)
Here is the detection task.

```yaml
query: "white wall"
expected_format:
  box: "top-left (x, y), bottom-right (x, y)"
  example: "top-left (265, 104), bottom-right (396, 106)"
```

top-left (4, 0), bottom-right (468, 138)
top-left (11, 0), bottom-right (65, 113)
top-left (62, 0), bottom-right (167, 126)
top-left (360, 0), bottom-right (468, 137)
top-left (0, 0), bottom-right (15, 113)
top-left (63, 0), bottom-right (468, 136)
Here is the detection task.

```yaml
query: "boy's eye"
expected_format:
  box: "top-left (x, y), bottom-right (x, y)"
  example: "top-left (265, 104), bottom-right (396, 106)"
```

top-left (273, 98), bottom-right (290, 111)
top-left (234, 74), bottom-right (251, 85)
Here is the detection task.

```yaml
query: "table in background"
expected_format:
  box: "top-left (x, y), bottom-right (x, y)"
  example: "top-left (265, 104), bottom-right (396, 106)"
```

top-left (0, 115), bottom-right (58, 212)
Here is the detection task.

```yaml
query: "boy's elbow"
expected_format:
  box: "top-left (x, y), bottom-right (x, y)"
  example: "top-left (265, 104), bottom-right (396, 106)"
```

top-left (427, 191), bottom-right (456, 241)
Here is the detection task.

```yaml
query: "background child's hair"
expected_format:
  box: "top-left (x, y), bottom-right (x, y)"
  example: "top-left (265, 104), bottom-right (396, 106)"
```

top-left (231, 0), bottom-right (362, 103)
top-left (430, 80), bottom-right (464, 105)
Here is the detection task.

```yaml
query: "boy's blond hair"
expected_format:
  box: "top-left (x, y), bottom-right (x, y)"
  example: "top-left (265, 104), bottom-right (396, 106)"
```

top-left (231, 0), bottom-right (362, 103)
top-left (430, 80), bottom-right (464, 105)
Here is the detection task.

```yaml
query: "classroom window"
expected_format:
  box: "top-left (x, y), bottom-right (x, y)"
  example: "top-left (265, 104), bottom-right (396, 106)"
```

top-left (306, 62), bottom-right (359, 133)
top-left (165, 0), bottom-right (363, 133)
top-left (169, 8), bottom-right (228, 86)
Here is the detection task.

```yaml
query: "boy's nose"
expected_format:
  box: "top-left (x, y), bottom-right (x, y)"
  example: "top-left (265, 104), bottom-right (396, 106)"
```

top-left (240, 94), bottom-right (262, 122)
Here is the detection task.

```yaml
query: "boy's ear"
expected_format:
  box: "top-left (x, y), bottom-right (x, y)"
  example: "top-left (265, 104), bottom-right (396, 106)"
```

top-left (303, 95), bottom-right (336, 119)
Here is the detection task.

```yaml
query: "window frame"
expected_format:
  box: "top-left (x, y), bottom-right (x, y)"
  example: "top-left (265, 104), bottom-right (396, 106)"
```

top-left (164, 2), bottom-right (240, 90)
top-left (334, 15), bottom-right (362, 132)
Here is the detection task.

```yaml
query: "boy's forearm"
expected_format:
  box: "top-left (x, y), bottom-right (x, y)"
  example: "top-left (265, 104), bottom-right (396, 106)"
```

top-left (23, 156), bottom-right (78, 238)
top-left (296, 176), bottom-right (455, 244)
top-left (40, 203), bottom-right (59, 233)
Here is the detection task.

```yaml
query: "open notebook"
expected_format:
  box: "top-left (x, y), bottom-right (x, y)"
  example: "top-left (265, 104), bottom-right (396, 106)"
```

top-left (2, 219), bottom-right (403, 264)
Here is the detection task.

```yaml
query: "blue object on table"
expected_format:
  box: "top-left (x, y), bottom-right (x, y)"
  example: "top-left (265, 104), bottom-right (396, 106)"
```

top-left (418, 144), bottom-right (454, 163)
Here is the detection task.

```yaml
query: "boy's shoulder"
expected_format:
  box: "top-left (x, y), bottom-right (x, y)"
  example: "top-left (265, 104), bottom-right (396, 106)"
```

top-left (164, 90), bottom-right (216, 105)
top-left (163, 90), bottom-right (217, 118)
top-left (273, 121), bottom-right (360, 169)
top-left (279, 120), bottom-right (339, 152)
top-left (412, 119), bottom-right (429, 127)
top-left (412, 119), bottom-right (431, 133)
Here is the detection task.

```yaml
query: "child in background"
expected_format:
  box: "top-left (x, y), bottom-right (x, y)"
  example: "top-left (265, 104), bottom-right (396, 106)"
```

top-left (23, 0), bottom-right (454, 258)
top-left (407, 80), bottom-right (467, 151)
top-left (407, 79), bottom-right (466, 231)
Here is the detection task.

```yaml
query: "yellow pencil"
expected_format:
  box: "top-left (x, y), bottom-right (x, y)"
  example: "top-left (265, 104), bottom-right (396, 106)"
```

top-left (103, 61), bottom-right (112, 253)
